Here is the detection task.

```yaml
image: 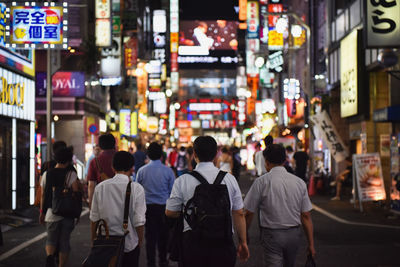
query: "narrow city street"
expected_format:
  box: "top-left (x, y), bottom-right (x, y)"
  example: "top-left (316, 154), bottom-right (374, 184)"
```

top-left (1, 172), bottom-right (400, 267)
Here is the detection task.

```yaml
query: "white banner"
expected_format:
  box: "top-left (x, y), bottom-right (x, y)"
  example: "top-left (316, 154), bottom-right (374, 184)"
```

top-left (309, 110), bottom-right (348, 162)
top-left (353, 153), bottom-right (386, 202)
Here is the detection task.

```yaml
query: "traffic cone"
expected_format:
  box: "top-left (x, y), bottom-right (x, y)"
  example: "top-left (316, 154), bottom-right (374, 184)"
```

top-left (308, 175), bottom-right (316, 196)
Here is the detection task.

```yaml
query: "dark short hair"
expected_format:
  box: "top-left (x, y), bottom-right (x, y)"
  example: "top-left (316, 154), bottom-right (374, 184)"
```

top-left (99, 134), bottom-right (115, 150)
top-left (285, 146), bottom-right (294, 153)
top-left (264, 135), bottom-right (274, 147)
top-left (54, 146), bottom-right (73, 164)
top-left (53, 140), bottom-right (67, 153)
top-left (180, 146), bottom-right (186, 152)
top-left (113, 151), bottom-right (135, 172)
top-left (147, 142), bottom-right (163, 160)
top-left (263, 144), bottom-right (286, 165)
top-left (194, 136), bottom-right (217, 162)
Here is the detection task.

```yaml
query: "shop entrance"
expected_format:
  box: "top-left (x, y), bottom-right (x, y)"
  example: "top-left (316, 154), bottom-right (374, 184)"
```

top-left (0, 118), bottom-right (12, 210)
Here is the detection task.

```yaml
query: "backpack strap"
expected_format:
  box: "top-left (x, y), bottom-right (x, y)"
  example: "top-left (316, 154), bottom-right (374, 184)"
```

top-left (123, 181), bottom-right (132, 234)
top-left (94, 157), bottom-right (103, 173)
top-left (214, 171), bottom-right (227, 185)
top-left (190, 171), bottom-right (209, 185)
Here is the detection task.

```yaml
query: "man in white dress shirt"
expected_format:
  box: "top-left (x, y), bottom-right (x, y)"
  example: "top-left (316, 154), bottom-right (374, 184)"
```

top-left (254, 135), bottom-right (274, 176)
top-left (166, 136), bottom-right (249, 267)
top-left (90, 151), bottom-right (146, 267)
top-left (244, 144), bottom-right (315, 267)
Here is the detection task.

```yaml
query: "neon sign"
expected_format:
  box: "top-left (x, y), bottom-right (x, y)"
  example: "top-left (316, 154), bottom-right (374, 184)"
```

top-left (8, 2), bottom-right (68, 49)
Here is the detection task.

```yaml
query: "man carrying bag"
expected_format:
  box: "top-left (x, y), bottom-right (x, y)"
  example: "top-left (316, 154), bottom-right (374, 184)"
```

top-left (86, 151), bottom-right (146, 267)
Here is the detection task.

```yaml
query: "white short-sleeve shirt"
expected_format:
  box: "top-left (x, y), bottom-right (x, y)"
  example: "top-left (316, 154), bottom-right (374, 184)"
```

top-left (90, 174), bottom-right (146, 252)
top-left (244, 166), bottom-right (312, 229)
top-left (166, 162), bottom-right (244, 232)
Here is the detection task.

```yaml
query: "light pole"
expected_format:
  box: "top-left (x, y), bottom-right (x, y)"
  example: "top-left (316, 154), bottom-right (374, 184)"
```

top-left (264, 12), bottom-right (314, 172)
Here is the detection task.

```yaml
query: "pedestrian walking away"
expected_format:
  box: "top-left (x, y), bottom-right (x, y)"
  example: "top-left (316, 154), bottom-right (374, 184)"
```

top-left (89, 151), bottom-right (146, 267)
top-left (166, 135), bottom-right (249, 267)
top-left (244, 144), bottom-right (315, 267)
top-left (254, 135), bottom-right (274, 177)
top-left (87, 133), bottom-right (116, 209)
top-left (175, 146), bottom-right (189, 177)
top-left (293, 143), bottom-right (310, 184)
top-left (136, 142), bottom-right (175, 267)
top-left (39, 146), bottom-right (82, 267)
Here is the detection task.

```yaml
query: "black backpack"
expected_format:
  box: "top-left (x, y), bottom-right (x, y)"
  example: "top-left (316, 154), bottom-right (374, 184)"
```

top-left (183, 170), bottom-right (232, 241)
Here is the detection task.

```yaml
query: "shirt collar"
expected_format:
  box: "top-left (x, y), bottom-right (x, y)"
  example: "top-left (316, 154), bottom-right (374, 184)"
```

top-left (114, 173), bottom-right (131, 182)
top-left (149, 159), bottom-right (161, 164)
top-left (195, 162), bottom-right (215, 170)
top-left (269, 166), bottom-right (287, 172)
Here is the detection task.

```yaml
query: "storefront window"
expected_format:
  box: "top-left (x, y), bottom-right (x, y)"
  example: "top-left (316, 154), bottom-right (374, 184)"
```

top-left (349, 0), bottom-right (361, 30)
top-left (0, 117), bottom-right (12, 209)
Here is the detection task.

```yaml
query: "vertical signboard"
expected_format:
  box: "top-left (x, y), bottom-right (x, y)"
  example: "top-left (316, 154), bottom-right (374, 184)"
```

top-left (0, 3), bottom-right (6, 46)
top-left (366, 0), bottom-right (400, 47)
top-left (340, 30), bottom-right (358, 118)
top-left (309, 111), bottom-right (349, 162)
top-left (247, 1), bottom-right (259, 39)
top-left (119, 109), bottom-right (131, 136)
top-left (239, 0), bottom-right (247, 21)
top-left (95, 0), bottom-right (111, 47)
top-left (170, 0), bottom-right (179, 91)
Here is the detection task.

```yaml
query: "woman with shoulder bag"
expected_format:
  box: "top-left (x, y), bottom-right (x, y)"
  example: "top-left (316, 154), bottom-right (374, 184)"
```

top-left (39, 146), bottom-right (82, 267)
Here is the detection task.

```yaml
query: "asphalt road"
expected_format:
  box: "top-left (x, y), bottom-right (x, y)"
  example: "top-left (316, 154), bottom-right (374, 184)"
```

top-left (1, 172), bottom-right (400, 267)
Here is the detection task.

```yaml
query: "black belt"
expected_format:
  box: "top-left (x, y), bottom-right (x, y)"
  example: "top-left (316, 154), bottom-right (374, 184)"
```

top-left (261, 225), bottom-right (300, 230)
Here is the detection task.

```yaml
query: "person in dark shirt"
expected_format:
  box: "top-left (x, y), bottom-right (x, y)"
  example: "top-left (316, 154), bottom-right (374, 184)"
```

top-left (87, 134), bottom-right (116, 208)
top-left (133, 143), bottom-right (147, 173)
top-left (293, 143), bottom-right (309, 183)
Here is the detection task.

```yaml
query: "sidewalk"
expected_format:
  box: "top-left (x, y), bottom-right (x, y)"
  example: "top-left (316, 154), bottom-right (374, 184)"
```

top-left (310, 194), bottom-right (400, 227)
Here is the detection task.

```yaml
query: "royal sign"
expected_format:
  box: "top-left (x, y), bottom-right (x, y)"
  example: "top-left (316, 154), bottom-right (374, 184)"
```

top-left (8, 3), bottom-right (68, 49)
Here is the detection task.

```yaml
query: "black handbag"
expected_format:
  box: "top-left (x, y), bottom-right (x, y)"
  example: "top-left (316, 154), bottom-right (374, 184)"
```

top-left (52, 171), bottom-right (82, 218)
top-left (82, 181), bottom-right (132, 267)
top-left (304, 253), bottom-right (316, 267)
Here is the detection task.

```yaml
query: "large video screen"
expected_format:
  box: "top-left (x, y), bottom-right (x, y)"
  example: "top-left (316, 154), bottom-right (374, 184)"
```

top-left (179, 20), bottom-right (238, 55)
top-left (180, 77), bottom-right (236, 97)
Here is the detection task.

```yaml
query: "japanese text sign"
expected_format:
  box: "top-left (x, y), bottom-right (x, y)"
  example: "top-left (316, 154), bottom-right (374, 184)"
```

top-left (9, 4), bottom-right (67, 48)
top-left (310, 111), bottom-right (349, 162)
top-left (340, 30), bottom-right (358, 117)
top-left (247, 1), bottom-right (259, 39)
top-left (366, 0), bottom-right (400, 47)
top-left (0, 3), bottom-right (6, 46)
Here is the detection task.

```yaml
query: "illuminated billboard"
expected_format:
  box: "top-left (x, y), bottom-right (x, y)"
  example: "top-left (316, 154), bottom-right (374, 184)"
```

top-left (180, 77), bottom-right (236, 97)
top-left (179, 20), bottom-right (238, 54)
top-left (178, 20), bottom-right (238, 69)
top-left (8, 3), bottom-right (68, 49)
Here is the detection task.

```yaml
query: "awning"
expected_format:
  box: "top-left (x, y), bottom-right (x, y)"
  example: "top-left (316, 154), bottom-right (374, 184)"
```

top-left (373, 105), bottom-right (400, 122)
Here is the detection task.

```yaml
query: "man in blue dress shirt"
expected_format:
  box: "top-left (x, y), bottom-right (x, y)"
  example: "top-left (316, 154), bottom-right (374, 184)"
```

top-left (136, 142), bottom-right (175, 267)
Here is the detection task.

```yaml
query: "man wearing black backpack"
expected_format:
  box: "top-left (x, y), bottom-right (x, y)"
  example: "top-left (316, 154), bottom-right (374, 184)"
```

top-left (166, 136), bottom-right (249, 267)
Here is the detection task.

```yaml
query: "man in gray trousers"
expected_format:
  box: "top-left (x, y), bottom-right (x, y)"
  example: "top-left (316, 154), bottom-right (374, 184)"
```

top-left (244, 144), bottom-right (315, 266)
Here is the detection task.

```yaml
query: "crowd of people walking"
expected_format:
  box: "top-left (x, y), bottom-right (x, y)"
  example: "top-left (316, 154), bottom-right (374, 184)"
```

top-left (37, 133), bottom-right (315, 267)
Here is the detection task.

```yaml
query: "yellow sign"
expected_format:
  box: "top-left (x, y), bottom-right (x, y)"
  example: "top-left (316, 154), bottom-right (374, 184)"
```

top-left (293, 30), bottom-right (306, 48)
top-left (268, 30), bottom-right (283, 48)
top-left (1, 77), bottom-right (25, 108)
top-left (131, 112), bottom-right (138, 137)
top-left (340, 30), bottom-right (358, 118)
